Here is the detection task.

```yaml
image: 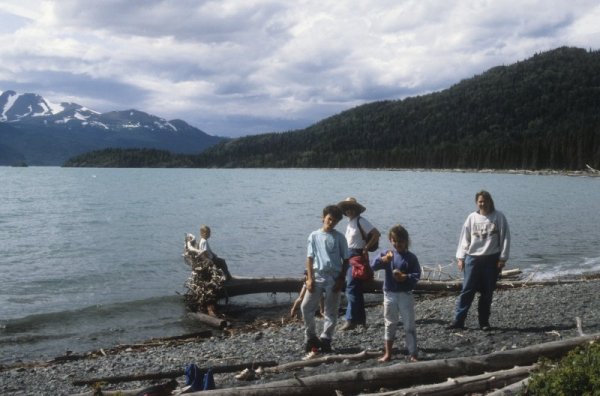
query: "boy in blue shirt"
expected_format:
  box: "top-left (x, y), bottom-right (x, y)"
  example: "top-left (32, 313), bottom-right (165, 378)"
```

top-left (301, 205), bottom-right (350, 356)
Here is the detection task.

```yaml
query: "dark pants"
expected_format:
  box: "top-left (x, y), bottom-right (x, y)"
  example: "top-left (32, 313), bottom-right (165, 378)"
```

top-left (213, 257), bottom-right (232, 281)
top-left (345, 253), bottom-right (366, 324)
top-left (454, 253), bottom-right (501, 326)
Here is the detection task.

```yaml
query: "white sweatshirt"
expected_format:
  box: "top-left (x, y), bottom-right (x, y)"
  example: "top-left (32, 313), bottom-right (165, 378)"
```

top-left (456, 210), bottom-right (510, 261)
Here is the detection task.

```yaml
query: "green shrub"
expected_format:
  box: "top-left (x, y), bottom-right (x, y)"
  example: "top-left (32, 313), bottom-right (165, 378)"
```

top-left (523, 341), bottom-right (600, 395)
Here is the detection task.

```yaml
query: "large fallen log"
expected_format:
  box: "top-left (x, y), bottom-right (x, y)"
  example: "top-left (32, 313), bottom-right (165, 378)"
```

top-left (220, 277), bottom-right (305, 297)
top-left (185, 333), bottom-right (600, 396)
top-left (219, 276), bottom-right (594, 298)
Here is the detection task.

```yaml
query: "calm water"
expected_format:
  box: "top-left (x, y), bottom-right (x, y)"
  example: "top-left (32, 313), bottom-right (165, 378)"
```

top-left (1, 167), bottom-right (599, 363)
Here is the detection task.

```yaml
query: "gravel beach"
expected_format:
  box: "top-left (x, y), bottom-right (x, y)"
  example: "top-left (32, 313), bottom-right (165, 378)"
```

top-left (2, 279), bottom-right (600, 396)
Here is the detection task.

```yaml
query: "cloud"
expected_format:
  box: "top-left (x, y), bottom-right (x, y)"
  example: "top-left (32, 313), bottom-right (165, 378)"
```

top-left (1, 0), bottom-right (599, 137)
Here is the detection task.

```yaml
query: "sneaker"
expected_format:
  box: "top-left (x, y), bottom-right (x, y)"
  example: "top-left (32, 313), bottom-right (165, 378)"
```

top-left (446, 320), bottom-right (465, 330)
top-left (340, 321), bottom-right (357, 331)
top-left (480, 323), bottom-right (492, 331)
top-left (304, 336), bottom-right (321, 353)
top-left (302, 350), bottom-right (319, 360)
top-left (235, 368), bottom-right (255, 380)
top-left (319, 337), bottom-right (332, 353)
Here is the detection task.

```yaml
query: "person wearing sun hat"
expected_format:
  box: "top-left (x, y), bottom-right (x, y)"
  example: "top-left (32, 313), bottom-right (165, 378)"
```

top-left (337, 197), bottom-right (381, 330)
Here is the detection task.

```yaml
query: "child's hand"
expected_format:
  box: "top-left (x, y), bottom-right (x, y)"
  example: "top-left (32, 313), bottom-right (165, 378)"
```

top-left (393, 269), bottom-right (407, 282)
top-left (381, 250), bottom-right (394, 263)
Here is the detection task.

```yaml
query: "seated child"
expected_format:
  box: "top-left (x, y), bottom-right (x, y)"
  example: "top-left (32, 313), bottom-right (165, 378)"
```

top-left (187, 225), bottom-right (232, 281)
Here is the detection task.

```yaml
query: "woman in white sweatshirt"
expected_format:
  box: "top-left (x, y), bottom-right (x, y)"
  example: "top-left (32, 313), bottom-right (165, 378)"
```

top-left (448, 190), bottom-right (510, 331)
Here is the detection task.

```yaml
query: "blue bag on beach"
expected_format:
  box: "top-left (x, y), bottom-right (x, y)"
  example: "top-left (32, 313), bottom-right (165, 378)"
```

top-left (185, 363), bottom-right (203, 392)
top-left (202, 367), bottom-right (215, 390)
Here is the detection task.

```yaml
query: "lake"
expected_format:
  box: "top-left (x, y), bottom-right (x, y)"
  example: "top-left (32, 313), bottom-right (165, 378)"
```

top-left (1, 167), bottom-right (599, 363)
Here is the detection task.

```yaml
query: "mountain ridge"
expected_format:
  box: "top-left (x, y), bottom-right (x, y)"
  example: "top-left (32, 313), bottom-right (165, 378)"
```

top-left (0, 90), bottom-right (226, 165)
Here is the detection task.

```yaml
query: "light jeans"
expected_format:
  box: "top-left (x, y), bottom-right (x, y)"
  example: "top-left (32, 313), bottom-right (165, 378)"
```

top-left (301, 276), bottom-right (341, 341)
top-left (383, 291), bottom-right (417, 356)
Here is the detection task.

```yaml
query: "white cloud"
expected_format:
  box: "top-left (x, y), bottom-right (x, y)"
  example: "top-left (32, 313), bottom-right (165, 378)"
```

top-left (1, 0), bottom-right (599, 137)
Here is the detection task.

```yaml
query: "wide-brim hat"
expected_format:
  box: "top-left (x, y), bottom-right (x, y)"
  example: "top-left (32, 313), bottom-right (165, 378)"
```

top-left (337, 197), bottom-right (366, 214)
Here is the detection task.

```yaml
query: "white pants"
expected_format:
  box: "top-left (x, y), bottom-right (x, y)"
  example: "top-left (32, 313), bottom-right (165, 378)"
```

top-left (383, 291), bottom-right (417, 356)
top-left (301, 277), bottom-right (341, 341)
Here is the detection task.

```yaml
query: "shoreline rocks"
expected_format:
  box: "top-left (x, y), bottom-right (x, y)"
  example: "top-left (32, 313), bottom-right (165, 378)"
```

top-left (2, 280), bottom-right (600, 395)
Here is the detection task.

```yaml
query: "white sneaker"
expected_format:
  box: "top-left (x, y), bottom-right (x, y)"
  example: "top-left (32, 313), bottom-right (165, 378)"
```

top-left (302, 350), bottom-right (319, 360)
top-left (235, 368), bottom-right (255, 380)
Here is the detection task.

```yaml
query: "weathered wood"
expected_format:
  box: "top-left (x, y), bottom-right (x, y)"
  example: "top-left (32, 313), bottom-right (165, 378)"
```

top-left (71, 388), bottom-right (148, 396)
top-left (72, 360), bottom-right (279, 386)
top-left (189, 311), bottom-right (231, 329)
top-left (365, 365), bottom-right (534, 396)
top-left (500, 269), bottom-right (522, 278)
top-left (485, 377), bottom-right (530, 396)
top-left (220, 277), bottom-right (305, 297)
top-left (218, 276), bottom-right (595, 299)
top-left (184, 333), bottom-right (600, 396)
top-left (265, 350), bottom-right (381, 373)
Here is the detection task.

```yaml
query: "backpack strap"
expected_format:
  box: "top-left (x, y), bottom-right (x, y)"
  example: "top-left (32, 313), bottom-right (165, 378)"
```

top-left (356, 216), bottom-right (367, 242)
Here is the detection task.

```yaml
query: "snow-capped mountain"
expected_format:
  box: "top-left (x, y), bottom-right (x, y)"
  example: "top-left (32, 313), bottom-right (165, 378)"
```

top-left (0, 90), bottom-right (226, 165)
top-left (0, 90), bottom-right (99, 123)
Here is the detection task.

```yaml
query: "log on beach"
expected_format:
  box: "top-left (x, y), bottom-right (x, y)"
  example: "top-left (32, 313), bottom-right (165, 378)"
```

top-left (183, 333), bottom-right (600, 396)
top-left (217, 274), bottom-right (595, 298)
top-left (219, 277), bottom-right (305, 298)
top-left (189, 311), bottom-right (231, 329)
top-left (72, 360), bottom-right (279, 386)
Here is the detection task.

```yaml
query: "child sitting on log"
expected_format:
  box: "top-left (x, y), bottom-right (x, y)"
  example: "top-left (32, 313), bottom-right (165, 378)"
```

top-left (186, 225), bottom-right (232, 281)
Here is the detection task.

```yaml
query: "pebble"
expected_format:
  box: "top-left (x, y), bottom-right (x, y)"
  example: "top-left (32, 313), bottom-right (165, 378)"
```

top-left (1, 281), bottom-right (599, 395)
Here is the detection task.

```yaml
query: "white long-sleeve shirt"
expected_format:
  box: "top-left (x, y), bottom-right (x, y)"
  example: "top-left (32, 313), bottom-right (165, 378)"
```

top-left (456, 210), bottom-right (510, 261)
top-left (199, 237), bottom-right (215, 260)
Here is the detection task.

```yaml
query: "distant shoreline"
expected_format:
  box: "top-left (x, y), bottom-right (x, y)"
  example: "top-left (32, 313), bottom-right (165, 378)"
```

top-left (4, 165), bottom-right (600, 177)
top-left (378, 167), bottom-right (600, 177)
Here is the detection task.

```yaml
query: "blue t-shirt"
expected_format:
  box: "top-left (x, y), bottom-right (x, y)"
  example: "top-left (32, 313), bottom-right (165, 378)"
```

top-left (371, 250), bottom-right (421, 292)
top-left (307, 229), bottom-right (350, 278)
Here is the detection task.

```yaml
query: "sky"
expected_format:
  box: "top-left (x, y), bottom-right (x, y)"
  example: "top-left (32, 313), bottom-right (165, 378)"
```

top-left (1, 1), bottom-right (599, 138)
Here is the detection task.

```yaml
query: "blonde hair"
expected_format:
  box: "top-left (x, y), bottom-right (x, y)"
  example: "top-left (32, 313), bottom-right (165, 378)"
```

top-left (200, 225), bottom-right (211, 237)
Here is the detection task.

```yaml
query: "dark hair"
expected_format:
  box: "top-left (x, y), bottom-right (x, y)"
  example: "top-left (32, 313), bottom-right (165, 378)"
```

top-left (388, 224), bottom-right (410, 248)
top-left (323, 205), bottom-right (343, 221)
top-left (475, 190), bottom-right (495, 212)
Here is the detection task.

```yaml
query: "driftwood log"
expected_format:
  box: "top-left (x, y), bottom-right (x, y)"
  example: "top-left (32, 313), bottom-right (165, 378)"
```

top-left (182, 333), bottom-right (600, 396)
top-left (265, 350), bottom-right (381, 373)
top-left (188, 311), bottom-right (231, 329)
top-left (72, 360), bottom-right (279, 386)
top-left (365, 364), bottom-right (535, 396)
top-left (217, 275), bottom-right (594, 299)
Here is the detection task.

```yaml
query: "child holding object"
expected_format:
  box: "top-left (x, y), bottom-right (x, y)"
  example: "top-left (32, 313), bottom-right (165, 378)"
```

top-left (186, 225), bottom-right (233, 281)
top-left (371, 224), bottom-right (421, 362)
top-left (300, 205), bottom-right (350, 357)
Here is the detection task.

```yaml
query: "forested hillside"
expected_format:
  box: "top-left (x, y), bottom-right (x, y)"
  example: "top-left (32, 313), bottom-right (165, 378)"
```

top-left (195, 47), bottom-right (600, 170)
top-left (67, 47), bottom-right (600, 170)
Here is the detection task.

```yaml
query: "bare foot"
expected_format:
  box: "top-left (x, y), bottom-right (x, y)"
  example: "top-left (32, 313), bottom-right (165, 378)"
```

top-left (378, 355), bottom-right (391, 363)
top-left (207, 305), bottom-right (218, 317)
